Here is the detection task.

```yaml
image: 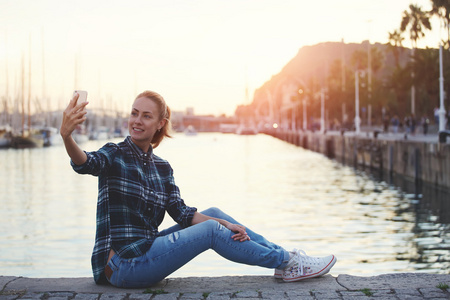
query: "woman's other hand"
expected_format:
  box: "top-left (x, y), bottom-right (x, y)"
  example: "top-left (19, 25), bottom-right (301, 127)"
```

top-left (227, 223), bottom-right (251, 242)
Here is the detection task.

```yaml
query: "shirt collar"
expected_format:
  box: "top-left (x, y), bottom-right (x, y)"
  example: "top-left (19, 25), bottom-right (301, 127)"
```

top-left (125, 136), bottom-right (153, 161)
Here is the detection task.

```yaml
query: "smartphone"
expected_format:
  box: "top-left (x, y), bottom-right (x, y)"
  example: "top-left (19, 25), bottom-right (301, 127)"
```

top-left (73, 90), bottom-right (88, 103)
top-left (73, 90), bottom-right (88, 112)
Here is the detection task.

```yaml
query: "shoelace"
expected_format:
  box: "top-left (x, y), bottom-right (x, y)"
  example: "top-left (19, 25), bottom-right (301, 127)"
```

top-left (290, 249), bottom-right (320, 276)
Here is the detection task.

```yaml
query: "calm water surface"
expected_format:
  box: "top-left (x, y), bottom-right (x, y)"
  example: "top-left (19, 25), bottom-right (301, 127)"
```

top-left (1, 133), bottom-right (449, 278)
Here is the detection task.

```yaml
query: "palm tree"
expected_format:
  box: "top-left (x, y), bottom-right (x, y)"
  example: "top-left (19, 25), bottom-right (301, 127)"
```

top-left (387, 30), bottom-right (405, 67)
top-left (350, 47), bottom-right (385, 125)
top-left (401, 4), bottom-right (432, 47)
top-left (400, 4), bottom-right (432, 114)
top-left (351, 49), bottom-right (368, 72)
top-left (430, 0), bottom-right (450, 48)
top-left (412, 48), bottom-right (440, 115)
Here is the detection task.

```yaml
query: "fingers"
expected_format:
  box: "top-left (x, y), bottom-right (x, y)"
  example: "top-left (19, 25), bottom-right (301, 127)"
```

top-left (227, 223), bottom-right (250, 242)
top-left (61, 110), bottom-right (86, 132)
top-left (231, 232), bottom-right (251, 242)
top-left (231, 226), bottom-right (251, 242)
top-left (64, 104), bottom-right (88, 120)
top-left (69, 92), bottom-right (89, 111)
top-left (74, 100), bottom-right (89, 113)
top-left (237, 225), bottom-right (248, 236)
top-left (60, 98), bottom-right (88, 139)
top-left (60, 92), bottom-right (90, 140)
top-left (64, 92), bottom-right (81, 114)
top-left (65, 99), bottom-right (89, 116)
top-left (69, 92), bottom-right (79, 108)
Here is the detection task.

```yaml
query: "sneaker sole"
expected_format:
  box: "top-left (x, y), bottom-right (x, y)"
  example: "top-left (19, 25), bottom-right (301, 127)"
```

top-left (282, 255), bottom-right (337, 282)
top-left (274, 269), bottom-right (283, 279)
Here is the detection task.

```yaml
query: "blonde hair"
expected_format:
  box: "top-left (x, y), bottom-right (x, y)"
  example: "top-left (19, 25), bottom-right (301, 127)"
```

top-left (135, 90), bottom-right (172, 148)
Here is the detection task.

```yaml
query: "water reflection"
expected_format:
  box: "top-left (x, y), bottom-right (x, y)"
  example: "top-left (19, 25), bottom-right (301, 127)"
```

top-left (0, 133), bottom-right (449, 278)
top-left (356, 166), bottom-right (450, 274)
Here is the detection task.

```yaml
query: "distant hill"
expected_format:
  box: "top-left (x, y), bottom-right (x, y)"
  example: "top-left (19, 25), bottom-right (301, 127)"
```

top-left (248, 40), bottom-right (420, 120)
top-left (257, 40), bottom-right (410, 93)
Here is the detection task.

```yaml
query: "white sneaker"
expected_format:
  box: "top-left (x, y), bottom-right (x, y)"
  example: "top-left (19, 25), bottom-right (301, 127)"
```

top-left (274, 250), bottom-right (296, 279)
top-left (274, 268), bottom-right (283, 279)
top-left (282, 249), bottom-right (336, 282)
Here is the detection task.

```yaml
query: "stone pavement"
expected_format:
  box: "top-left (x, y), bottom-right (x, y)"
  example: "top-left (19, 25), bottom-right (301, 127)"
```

top-left (1, 273), bottom-right (450, 299)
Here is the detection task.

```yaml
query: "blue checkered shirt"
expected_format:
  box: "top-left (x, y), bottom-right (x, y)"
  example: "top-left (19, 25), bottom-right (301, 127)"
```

top-left (71, 136), bottom-right (197, 283)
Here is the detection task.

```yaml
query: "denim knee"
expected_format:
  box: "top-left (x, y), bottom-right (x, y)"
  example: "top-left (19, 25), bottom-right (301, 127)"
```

top-left (201, 207), bottom-right (223, 218)
top-left (202, 218), bottom-right (224, 231)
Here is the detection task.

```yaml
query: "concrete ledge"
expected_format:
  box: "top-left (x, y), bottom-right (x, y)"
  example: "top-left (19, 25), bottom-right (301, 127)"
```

top-left (2, 273), bottom-right (450, 297)
top-left (1, 275), bottom-right (340, 294)
top-left (337, 273), bottom-right (450, 290)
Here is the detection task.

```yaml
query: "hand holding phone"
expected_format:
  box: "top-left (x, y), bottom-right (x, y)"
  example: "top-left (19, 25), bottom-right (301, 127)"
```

top-left (73, 90), bottom-right (88, 112)
top-left (74, 90), bottom-right (88, 103)
top-left (61, 90), bottom-right (89, 140)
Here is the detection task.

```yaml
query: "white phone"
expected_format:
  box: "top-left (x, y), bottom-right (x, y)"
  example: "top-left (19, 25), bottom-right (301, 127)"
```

top-left (73, 90), bottom-right (88, 112)
top-left (73, 90), bottom-right (88, 103)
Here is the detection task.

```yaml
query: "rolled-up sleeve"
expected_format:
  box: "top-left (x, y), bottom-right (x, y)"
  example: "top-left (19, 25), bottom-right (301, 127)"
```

top-left (169, 200), bottom-right (197, 228)
top-left (166, 169), bottom-right (197, 228)
top-left (71, 143), bottom-right (118, 176)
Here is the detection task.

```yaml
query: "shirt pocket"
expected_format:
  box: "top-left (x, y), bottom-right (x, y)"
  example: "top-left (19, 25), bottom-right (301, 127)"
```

top-left (139, 188), bottom-right (168, 222)
top-left (152, 191), bottom-right (169, 223)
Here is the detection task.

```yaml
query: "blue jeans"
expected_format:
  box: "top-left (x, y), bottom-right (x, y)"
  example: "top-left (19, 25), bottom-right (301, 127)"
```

top-left (106, 207), bottom-right (290, 288)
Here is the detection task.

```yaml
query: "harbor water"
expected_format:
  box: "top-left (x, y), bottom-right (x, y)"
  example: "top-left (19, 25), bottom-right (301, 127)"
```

top-left (1, 133), bottom-right (449, 278)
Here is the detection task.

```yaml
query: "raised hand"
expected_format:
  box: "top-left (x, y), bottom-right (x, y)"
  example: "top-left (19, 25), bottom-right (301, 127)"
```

top-left (60, 92), bottom-right (89, 140)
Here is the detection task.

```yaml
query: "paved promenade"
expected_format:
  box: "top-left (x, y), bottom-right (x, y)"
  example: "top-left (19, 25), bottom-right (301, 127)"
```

top-left (2, 273), bottom-right (450, 299)
top-left (330, 127), bottom-right (449, 144)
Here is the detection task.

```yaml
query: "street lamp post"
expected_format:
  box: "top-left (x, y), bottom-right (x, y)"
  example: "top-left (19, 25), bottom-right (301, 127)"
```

top-left (439, 44), bottom-right (447, 132)
top-left (291, 103), bottom-right (296, 130)
top-left (320, 88), bottom-right (325, 133)
top-left (299, 89), bottom-right (307, 130)
top-left (355, 71), bottom-right (361, 134)
top-left (303, 97), bottom-right (307, 130)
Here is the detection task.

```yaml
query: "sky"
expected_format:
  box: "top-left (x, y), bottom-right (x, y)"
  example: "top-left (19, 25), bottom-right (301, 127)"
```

top-left (0, 0), bottom-right (444, 116)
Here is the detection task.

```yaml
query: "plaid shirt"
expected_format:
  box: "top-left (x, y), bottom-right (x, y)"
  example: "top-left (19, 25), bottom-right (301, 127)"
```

top-left (71, 136), bottom-right (197, 284)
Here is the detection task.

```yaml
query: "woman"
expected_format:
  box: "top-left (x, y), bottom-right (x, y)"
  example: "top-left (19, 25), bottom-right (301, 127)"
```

top-left (60, 90), bottom-right (336, 288)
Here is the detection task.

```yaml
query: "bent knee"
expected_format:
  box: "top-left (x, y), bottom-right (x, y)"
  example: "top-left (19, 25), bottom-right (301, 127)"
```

top-left (201, 207), bottom-right (223, 218)
top-left (202, 219), bottom-right (227, 232)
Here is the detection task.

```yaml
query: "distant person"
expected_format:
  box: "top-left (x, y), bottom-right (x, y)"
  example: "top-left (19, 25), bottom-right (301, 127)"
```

top-left (447, 107), bottom-right (450, 130)
top-left (422, 116), bottom-right (429, 135)
top-left (391, 115), bottom-right (400, 133)
top-left (399, 118), bottom-right (404, 132)
top-left (331, 118), bottom-right (341, 130)
top-left (383, 115), bottom-right (390, 133)
top-left (60, 90), bottom-right (337, 288)
top-left (434, 107), bottom-right (440, 124)
top-left (410, 114), bottom-right (416, 135)
top-left (404, 116), bottom-right (411, 133)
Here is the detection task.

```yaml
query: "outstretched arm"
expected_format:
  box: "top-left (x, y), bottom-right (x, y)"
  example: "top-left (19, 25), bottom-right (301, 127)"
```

top-left (191, 212), bottom-right (251, 242)
top-left (60, 92), bottom-right (89, 165)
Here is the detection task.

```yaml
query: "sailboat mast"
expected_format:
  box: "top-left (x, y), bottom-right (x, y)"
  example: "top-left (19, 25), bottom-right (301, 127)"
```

top-left (3, 30), bottom-right (9, 125)
top-left (21, 54), bottom-right (25, 136)
top-left (28, 34), bottom-right (31, 131)
top-left (74, 54), bottom-right (78, 90)
top-left (42, 29), bottom-right (46, 101)
top-left (42, 28), bottom-right (49, 126)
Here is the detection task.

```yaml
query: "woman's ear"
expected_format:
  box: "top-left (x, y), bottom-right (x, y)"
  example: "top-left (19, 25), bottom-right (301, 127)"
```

top-left (158, 118), bottom-right (167, 130)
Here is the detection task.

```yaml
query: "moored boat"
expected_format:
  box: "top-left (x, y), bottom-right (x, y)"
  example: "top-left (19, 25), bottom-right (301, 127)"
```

top-left (10, 131), bottom-right (44, 149)
top-left (236, 124), bottom-right (258, 135)
top-left (184, 125), bottom-right (197, 136)
top-left (0, 126), bottom-right (12, 148)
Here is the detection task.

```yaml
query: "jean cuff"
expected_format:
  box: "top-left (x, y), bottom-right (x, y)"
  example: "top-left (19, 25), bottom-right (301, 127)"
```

top-left (276, 249), bottom-right (291, 269)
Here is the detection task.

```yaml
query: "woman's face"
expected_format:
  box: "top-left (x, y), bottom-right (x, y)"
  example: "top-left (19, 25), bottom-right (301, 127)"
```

top-left (128, 96), bottom-right (165, 151)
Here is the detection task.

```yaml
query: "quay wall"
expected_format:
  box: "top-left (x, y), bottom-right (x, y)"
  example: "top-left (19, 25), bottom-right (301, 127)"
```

top-left (265, 130), bottom-right (450, 190)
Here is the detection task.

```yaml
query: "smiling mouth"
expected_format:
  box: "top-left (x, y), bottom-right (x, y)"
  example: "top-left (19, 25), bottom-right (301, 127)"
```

top-left (133, 127), bottom-right (144, 132)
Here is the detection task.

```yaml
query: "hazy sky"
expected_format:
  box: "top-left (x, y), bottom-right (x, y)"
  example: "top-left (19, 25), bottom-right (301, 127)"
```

top-left (0, 0), bottom-right (443, 116)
